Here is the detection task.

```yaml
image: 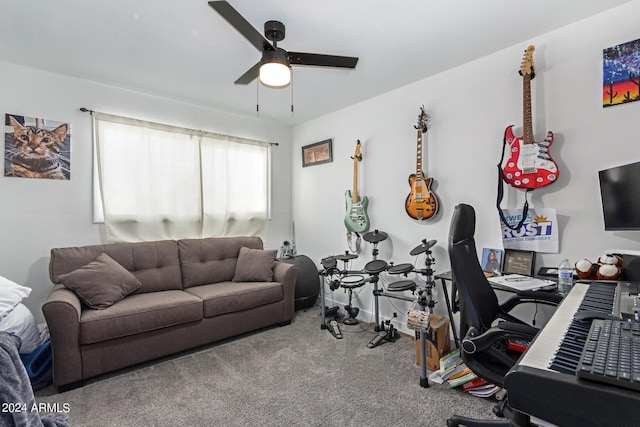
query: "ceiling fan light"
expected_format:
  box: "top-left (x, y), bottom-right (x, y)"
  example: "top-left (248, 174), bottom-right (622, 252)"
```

top-left (259, 49), bottom-right (291, 88)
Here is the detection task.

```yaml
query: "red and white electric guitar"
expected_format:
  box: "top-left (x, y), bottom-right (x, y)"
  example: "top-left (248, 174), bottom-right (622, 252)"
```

top-left (502, 45), bottom-right (558, 189)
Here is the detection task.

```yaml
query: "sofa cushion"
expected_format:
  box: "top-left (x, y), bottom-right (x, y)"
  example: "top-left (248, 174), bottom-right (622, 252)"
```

top-left (232, 247), bottom-right (277, 282)
top-left (50, 240), bottom-right (183, 294)
top-left (79, 290), bottom-right (203, 345)
top-left (185, 281), bottom-right (283, 318)
top-left (57, 253), bottom-right (142, 309)
top-left (178, 236), bottom-right (263, 288)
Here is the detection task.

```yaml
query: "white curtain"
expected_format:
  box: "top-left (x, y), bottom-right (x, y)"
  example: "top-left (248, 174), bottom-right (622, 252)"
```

top-left (94, 113), bottom-right (269, 242)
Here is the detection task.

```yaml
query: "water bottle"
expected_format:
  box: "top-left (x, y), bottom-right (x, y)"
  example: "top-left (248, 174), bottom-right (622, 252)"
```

top-left (558, 259), bottom-right (574, 294)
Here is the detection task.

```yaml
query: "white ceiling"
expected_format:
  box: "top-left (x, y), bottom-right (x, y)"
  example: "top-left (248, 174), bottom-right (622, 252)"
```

top-left (0, 0), bottom-right (633, 126)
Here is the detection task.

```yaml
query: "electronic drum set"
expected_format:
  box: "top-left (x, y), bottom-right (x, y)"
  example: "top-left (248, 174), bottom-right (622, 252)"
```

top-left (319, 229), bottom-right (454, 388)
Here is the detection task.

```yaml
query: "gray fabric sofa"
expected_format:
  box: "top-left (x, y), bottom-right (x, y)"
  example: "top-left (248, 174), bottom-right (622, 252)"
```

top-left (43, 236), bottom-right (297, 391)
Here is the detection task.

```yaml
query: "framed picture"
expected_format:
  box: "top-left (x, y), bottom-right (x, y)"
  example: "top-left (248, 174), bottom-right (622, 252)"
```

top-left (481, 248), bottom-right (503, 276)
top-left (302, 139), bottom-right (332, 167)
top-left (503, 249), bottom-right (536, 276)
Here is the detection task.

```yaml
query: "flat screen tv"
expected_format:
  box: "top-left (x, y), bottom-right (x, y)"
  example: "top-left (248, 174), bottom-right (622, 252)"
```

top-left (598, 161), bottom-right (640, 230)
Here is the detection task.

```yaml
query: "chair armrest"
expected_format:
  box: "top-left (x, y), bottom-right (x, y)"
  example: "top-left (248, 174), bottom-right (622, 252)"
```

top-left (461, 322), bottom-right (538, 355)
top-left (500, 290), bottom-right (562, 313)
top-left (41, 284), bottom-right (83, 389)
top-left (516, 290), bottom-right (563, 304)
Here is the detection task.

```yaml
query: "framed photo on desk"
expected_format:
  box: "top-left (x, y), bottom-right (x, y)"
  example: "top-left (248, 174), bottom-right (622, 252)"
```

top-left (503, 249), bottom-right (536, 276)
top-left (481, 248), bottom-right (503, 276)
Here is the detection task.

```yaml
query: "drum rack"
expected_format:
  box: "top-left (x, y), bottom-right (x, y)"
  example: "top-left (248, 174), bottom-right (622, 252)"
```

top-left (317, 232), bottom-right (460, 388)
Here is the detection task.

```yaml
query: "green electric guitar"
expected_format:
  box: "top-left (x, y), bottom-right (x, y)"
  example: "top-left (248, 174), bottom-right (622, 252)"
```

top-left (344, 140), bottom-right (370, 233)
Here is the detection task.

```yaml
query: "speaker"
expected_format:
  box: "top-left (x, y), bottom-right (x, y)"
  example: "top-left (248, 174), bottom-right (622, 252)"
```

top-left (623, 255), bottom-right (640, 281)
top-left (278, 255), bottom-right (320, 310)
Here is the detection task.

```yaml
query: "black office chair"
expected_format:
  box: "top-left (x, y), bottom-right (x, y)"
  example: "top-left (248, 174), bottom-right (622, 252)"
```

top-left (446, 204), bottom-right (562, 427)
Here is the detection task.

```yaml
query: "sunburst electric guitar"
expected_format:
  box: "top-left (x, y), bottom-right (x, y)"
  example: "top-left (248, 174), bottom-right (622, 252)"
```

top-left (405, 106), bottom-right (438, 220)
top-left (502, 45), bottom-right (558, 189)
top-left (344, 140), bottom-right (370, 233)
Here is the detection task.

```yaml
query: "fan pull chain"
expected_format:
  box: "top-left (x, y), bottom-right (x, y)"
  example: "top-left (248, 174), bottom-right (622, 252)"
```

top-left (290, 70), bottom-right (294, 113)
top-left (256, 79), bottom-right (260, 113)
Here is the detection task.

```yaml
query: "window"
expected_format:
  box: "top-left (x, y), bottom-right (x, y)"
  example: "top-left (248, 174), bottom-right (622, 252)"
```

top-left (93, 113), bottom-right (270, 242)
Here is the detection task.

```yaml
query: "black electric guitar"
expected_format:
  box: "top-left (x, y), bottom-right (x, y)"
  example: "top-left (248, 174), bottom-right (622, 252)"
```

top-left (405, 106), bottom-right (439, 220)
top-left (502, 45), bottom-right (558, 189)
top-left (344, 140), bottom-right (370, 233)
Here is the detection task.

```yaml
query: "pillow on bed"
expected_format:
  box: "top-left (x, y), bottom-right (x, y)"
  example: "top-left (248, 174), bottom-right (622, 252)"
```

top-left (0, 275), bottom-right (32, 321)
top-left (232, 247), bottom-right (277, 282)
top-left (57, 252), bottom-right (142, 309)
top-left (0, 303), bottom-right (42, 354)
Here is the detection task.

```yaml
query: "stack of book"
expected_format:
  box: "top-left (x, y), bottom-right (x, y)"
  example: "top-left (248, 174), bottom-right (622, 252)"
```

top-left (428, 349), bottom-right (501, 397)
top-left (462, 378), bottom-right (501, 398)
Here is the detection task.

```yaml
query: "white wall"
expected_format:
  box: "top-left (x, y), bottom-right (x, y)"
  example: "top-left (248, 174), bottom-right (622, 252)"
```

top-left (4, 2), bottom-right (640, 333)
top-left (292, 1), bottom-right (640, 333)
top-left (0, 61), bottom-right (293, 322)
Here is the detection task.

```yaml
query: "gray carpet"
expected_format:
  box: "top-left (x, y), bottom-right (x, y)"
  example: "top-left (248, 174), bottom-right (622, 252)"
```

top-left (36, 307), bottom-right (499, 426)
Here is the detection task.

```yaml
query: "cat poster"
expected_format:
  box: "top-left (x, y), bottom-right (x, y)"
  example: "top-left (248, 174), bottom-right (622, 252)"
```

top-left (4, 114), bottom-right (71, 180)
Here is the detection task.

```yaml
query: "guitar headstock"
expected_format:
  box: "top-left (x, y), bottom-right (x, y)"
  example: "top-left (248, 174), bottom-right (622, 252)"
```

top-left (414, 105), bottom-right (429, 133)
top-left (352, 140), bottom-right (362, 161)
top-left (519, 45), bottom-right (536, 79)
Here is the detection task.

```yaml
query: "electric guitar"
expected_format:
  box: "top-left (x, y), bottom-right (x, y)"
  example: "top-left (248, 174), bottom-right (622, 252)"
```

top-left (405, 106), bottom-right (439, 220)
top-left (502, 45), bottom-right (558, 189)
top-left (344, 140), bottom-right (370, 233)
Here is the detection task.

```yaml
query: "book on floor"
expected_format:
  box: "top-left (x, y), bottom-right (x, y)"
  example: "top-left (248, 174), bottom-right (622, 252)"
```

top-left (428, 358), bottom-right (464, 384)
top-left (447, 371), bottom-right (477, 388)
top-left (439, 349), bottom-right (461, 370)
top-left (461, 377), bottom-right (488, 391)
top-left (468, 384), bottom-right (501, 398)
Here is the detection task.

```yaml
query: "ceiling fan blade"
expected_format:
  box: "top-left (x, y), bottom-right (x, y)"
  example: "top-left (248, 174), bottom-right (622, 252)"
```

top-left (208, 1), bottom-right (274, 52)
top-left (288, 52), bottom-right (359, 68)
top-left (234, 62), bottom-right (260, 85)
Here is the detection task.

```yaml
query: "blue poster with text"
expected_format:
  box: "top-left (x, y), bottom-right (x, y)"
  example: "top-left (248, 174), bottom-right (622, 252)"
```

top-left (500, 208), bottom-right (558, 253)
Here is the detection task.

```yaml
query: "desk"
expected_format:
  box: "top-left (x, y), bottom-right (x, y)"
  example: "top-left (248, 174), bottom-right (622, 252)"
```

top-left (435, 272), bottom-right (561, 350)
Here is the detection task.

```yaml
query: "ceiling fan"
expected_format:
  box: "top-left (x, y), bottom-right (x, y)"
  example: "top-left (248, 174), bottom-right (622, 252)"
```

top-left (208, 1), bottom-right (359, 88)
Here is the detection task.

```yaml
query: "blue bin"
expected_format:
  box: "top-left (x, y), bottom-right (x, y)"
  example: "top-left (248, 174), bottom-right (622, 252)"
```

top-left (19, 341), bottom-right (52, 378)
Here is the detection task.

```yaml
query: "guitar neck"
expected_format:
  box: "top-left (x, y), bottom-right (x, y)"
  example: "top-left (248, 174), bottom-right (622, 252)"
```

top-left (352, 157), bottom-right (359, 202)
top-left (523, 74), bottom-right (533, 145)
top-left (416, 130), bottom-right (424, 180)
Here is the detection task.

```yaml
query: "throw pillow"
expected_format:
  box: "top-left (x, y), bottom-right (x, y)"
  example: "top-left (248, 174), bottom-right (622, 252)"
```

top-left (57, 253), bottom-right (142, 309)
top-left (0, 275), bottom-right (32, 321)
top-left (0, 303), bottom-right (43, 354)
top-left (232, 247), bottom-right (277, 282)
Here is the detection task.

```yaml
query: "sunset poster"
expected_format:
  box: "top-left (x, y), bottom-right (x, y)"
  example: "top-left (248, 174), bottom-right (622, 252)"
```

top-left (603, 37), bottom-right (640, 107)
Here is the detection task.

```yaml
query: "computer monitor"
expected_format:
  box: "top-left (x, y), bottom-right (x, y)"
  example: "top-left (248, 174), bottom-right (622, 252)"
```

top-left (598, 160), bottom-right (640, 231)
